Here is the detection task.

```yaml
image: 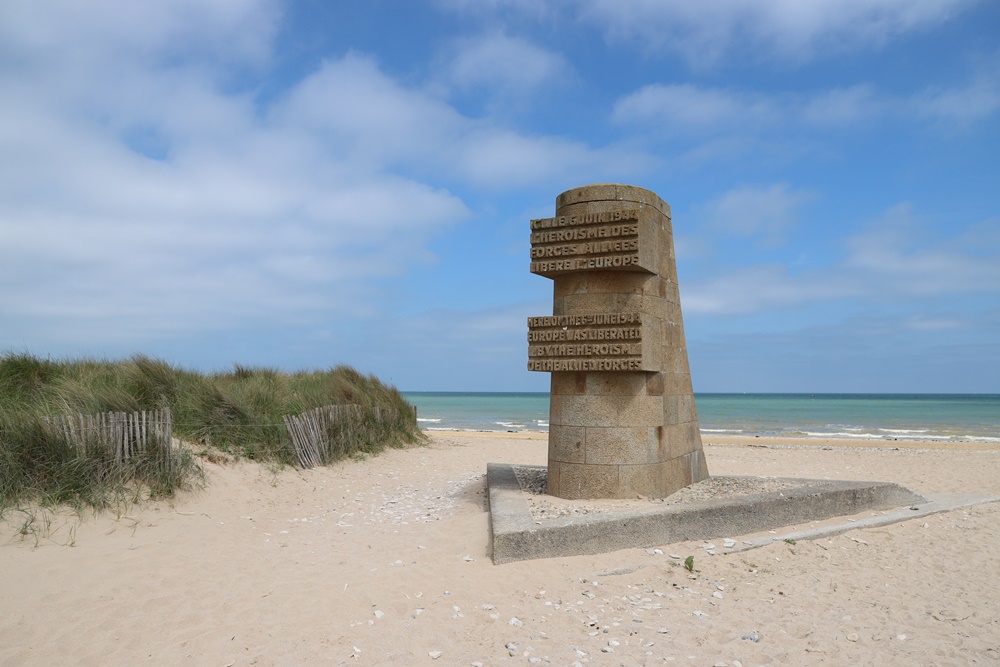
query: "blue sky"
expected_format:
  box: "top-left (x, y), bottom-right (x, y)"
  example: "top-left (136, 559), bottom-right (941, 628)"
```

top-left (2, 0), bottom-right (998, 393)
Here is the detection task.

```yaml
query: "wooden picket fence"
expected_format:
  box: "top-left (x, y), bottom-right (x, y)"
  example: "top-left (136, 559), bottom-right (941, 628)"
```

top-left (284, 404), bottom-right (401, 469)
top-left (45, 408), bottom-right (175, 469)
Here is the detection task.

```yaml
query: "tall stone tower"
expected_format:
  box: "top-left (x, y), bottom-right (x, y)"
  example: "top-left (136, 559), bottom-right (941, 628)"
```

top-left (528, 184), bottom-right (709, 499)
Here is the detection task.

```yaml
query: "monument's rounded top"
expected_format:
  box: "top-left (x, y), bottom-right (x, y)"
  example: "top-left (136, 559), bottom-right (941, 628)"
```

top-left (556, 183), bottom-right (669, 215)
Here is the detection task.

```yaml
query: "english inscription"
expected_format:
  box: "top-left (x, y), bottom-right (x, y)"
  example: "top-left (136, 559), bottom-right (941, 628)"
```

top-left (527, 313), bottom-right (651, 372)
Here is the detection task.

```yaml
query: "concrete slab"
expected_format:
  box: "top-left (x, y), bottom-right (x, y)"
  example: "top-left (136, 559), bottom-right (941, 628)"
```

top-left (487, 463), bottom-right (1000, 565)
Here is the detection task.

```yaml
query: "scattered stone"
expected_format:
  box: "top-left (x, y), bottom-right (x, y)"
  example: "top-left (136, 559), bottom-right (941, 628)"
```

top-left (509, 617), bottom-right (523, 627)
top-left (847, 633), bottom-right (859, 642)
top-left (723, 539), bottom-right (737, 548)
top-left (741, 633), bottom-right (760, 643)
top-left (373, 610), bottom-right (384, 619)
top-left (428, 650), bottom-right (442, 659)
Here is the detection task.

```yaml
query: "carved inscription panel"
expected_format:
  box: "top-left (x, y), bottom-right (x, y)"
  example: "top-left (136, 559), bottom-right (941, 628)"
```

top-left (527, 313), bottom-right (655, 372)
top-left (529, 208), bottom-right (654, 277)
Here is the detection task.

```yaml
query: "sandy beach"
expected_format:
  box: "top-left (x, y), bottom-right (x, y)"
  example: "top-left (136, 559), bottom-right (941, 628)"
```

top-left (2, 432), bottom-right (998, 666)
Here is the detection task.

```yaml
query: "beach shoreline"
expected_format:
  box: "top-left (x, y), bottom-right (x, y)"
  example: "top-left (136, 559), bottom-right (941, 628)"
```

top-left (2, 431), bottom-right (998, 665)
top-left (422, 428), bottom-right (1000, 451)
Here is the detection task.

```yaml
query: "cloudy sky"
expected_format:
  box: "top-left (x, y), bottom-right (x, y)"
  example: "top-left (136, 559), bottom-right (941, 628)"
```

top-left (2, 0), bottom-right (998, 393)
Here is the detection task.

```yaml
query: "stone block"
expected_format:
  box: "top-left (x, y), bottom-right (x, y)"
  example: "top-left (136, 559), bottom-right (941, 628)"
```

top-left (552, 461), bottom-right (620, 499)
top-left (549, 425), bottom-right (586, 464)
top-left (662, 371), bottom-right (694, 395)
top-left (553, 273), bottom-right (590, 297)
top-left (618, 462), bottom-right (670, 498)
top-left (556, 184), bottom-right (669, 216)
top-left (662, 422), bottom-right (704, 458)
top-left (584, 372), bottom-right (650, 396)
top-left (645, 372), bottom-right (665, 396)
top-left (583, 426), bottom-right (659, 465)
top-left (551, 372), bottom-right (587, 395)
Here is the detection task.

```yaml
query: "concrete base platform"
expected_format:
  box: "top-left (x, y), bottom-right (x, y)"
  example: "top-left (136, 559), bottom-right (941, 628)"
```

top-left (487, 463), bottom-right (1000, 565)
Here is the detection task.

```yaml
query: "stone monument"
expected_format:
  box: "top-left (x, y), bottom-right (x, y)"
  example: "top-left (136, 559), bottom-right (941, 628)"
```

top-left (528, 184), bottom-right (709, 499)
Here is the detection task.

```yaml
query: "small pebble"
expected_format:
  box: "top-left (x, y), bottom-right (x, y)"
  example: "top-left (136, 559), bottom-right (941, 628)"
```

top-left (428, 650), bottom-right (442, 659)
top-left (847, 633), bottom-right (859, 642)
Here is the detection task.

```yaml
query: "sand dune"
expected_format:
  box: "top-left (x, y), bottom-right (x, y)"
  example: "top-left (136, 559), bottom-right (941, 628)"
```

top-left (2, 432), bottom-right (998, 666)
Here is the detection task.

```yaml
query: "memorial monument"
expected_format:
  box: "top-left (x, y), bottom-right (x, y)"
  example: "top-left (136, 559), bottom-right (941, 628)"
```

top-left (528, 184), bottom-right (709, 499)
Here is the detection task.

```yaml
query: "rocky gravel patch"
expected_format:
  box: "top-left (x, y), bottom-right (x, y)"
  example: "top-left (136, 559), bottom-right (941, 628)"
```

top-left (513, 466), bottom-right (799, 521)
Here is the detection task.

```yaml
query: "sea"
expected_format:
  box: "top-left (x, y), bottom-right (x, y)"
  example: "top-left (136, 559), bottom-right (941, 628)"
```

top-left (401, 392), bottom-right (1000, 443)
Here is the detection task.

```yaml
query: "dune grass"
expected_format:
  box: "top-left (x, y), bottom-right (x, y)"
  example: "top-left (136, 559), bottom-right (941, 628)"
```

top-left (0, 353), bottom-right (422, 511)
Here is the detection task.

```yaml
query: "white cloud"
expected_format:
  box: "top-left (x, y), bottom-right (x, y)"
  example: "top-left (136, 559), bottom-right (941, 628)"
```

top-left (801, 84), bottom-right (884, 125)
top-left (443, 33), bottom-right (571, 95)
top-left (684, 264), bottom-right (858, 315)
top-left (916, 69), bottom-right (1000, 125)
top-left (613, 84), bottom-right (780, 130)
top-left (699, 184), bottom-right (814, 244)
top-left (0, 4), bottom-right (471, 345)
top-left (683, 203), bottom-right (1000, 315)
top-left (613, 66), bottom-right (999, 136)
top-left (0, 2), bottom-right (650, 349)
top-left (843, 205), bottom-right (1000, 297)
top-left (576, 0), bottom-right (979, 64)
top-left (438, 0), bottom-right (980, 64)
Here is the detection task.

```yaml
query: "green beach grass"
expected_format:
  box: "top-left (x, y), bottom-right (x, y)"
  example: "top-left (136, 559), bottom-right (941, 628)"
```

top-left (0, 353), bottom-right (422, 511)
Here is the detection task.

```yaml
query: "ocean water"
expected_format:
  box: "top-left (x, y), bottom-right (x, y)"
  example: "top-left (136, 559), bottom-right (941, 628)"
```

top-left (402, 392), bottom-right (1000, 443)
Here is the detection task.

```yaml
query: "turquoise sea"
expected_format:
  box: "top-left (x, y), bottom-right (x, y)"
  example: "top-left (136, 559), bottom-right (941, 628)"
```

top-left (401, 392), bottom-right (1000, 443)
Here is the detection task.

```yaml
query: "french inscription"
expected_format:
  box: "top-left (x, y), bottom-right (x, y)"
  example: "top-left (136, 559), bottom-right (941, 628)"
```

top-left (529, 209), bottom-right (640, 230)
top-left (529, 207), bottom-right (644, 276)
